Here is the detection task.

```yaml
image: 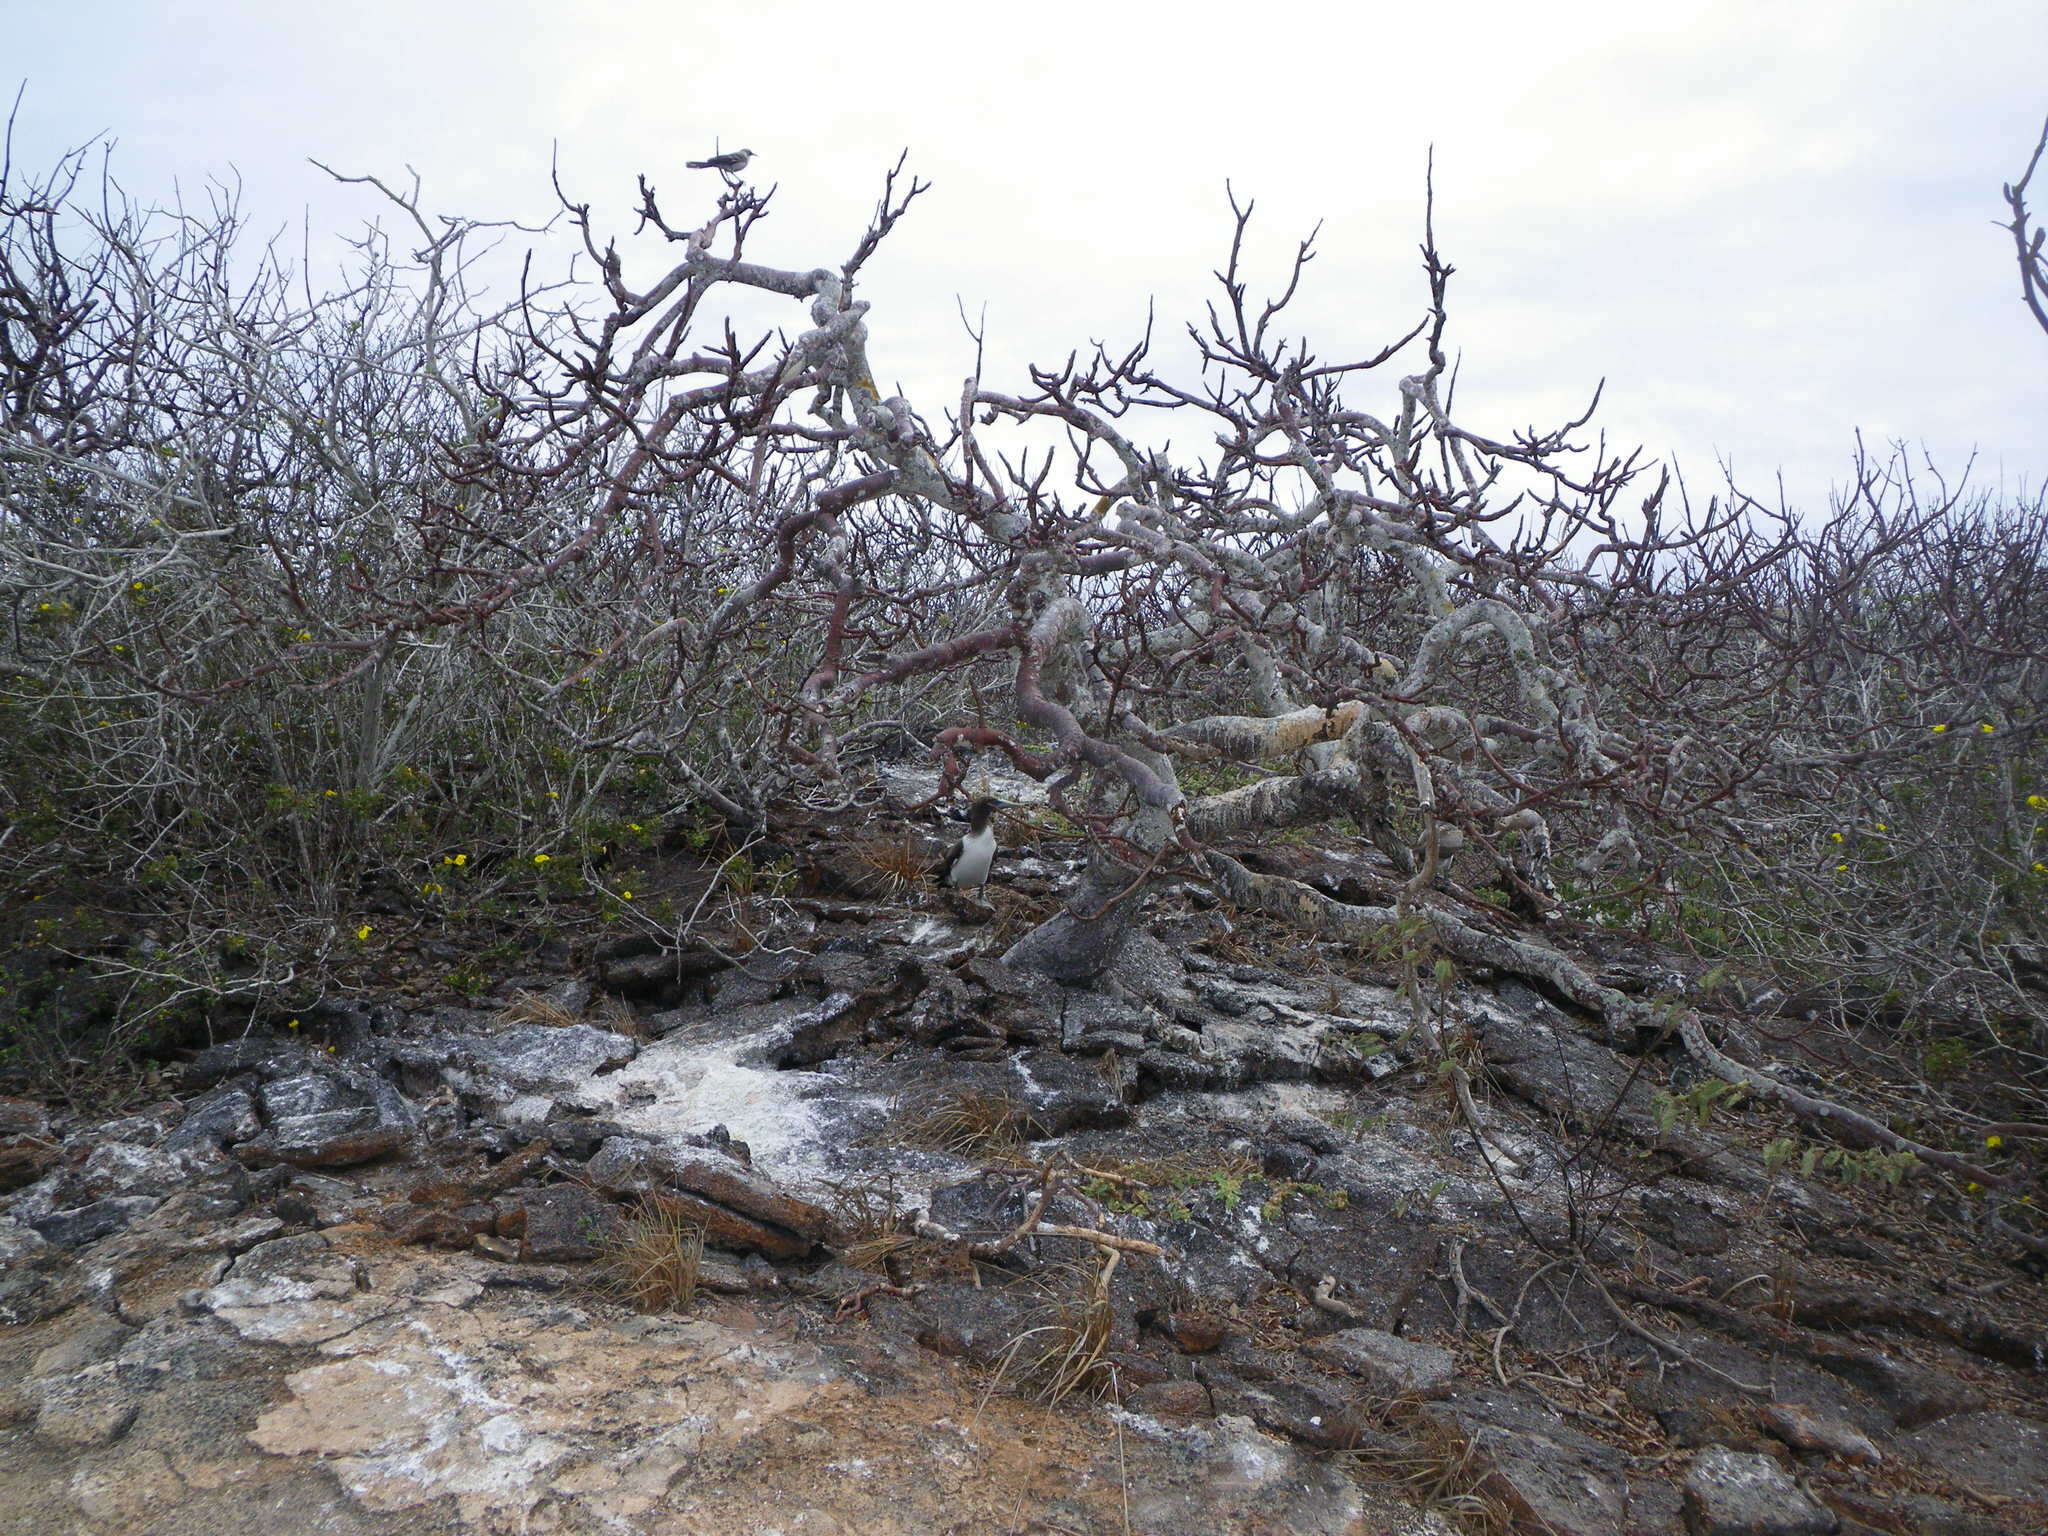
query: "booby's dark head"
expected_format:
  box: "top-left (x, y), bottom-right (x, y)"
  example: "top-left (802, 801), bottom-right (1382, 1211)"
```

top-left (965, 797), bottom-right (1002, 830)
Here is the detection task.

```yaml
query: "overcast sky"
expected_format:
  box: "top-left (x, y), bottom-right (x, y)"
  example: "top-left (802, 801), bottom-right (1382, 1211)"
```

top-left (11, 1), bottom-right (2046, 514)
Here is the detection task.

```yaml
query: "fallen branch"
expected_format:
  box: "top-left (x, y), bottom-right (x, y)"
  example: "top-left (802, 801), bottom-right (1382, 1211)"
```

top-left (1677, 1010), bottom-right (2005, 1189)
top-left (1204, 849), bottom-right (1641, 1039)
top-left (914, 1216), bottom-right (1169, 1261)
top-left (1311, 1274), bottom-right (1367, 1322)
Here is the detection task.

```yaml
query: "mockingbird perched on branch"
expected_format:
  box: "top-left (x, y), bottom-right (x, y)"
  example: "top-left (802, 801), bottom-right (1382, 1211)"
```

top-left (687, 148), bottom-right (754, 174)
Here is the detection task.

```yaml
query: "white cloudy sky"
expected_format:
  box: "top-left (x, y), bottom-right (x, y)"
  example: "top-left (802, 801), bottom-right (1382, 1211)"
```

top-left (11, 0), bottom-right (2046, 512)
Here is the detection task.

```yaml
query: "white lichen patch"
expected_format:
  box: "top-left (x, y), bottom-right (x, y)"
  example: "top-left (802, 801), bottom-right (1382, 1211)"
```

top-left (596, 1033), bottom-right (873, 1198)
top-left (251, 1295), bottom-right (844, 1525)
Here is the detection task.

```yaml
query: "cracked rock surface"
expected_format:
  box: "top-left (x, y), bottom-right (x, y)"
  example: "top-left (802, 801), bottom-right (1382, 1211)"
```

top-left (3, 803), bottom-right (2045, 1534)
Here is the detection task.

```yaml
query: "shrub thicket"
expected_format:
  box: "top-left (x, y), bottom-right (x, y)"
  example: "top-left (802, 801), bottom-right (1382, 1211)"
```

top-left (1, 127), bottom-right (2042, 1117)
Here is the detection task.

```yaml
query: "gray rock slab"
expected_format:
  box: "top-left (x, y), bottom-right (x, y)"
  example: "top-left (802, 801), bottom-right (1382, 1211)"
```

top-left (31, 1315), bottom-right (136, 1377)
top-left (259, 1072), bottom-right (351, 1121)
top-left (454, 1022), bottom-right (639, 1098)
top-left (1899, 1410), bottom-right (2048, 1503)
top-left (1759, 1400), bottom-right (1882, 1463)
top-left (180, 1035), bottom-right (296, 1090)
top-left (237, 1106), bottom-right (406, 1169)
top-left (162, 1082), bottom-right (262, 1156)
top-left (32, 1363), bottom-right (140, 1450)
top-left (1422, 1386), bottom-right (1667, 1536)
top-left (30, 1194), bottom-right (162, 1248)
top-left (0, 1217), bottom-right (49, 1264)
top-left (585, 1135), bottom-right (829, 1259)
top-left (1301, 1327), bottom-right (1457, 1399)
top-left (1473, 1004), bottom-right (1751, 1186)
top-left (1807, 1343), bottom-right (1988, 1430)
top-left (1682, 1447), bottom-right (1836, 1536)
top-left (516, 1184), bottom-right (624, 1263)
top-left (729, 992), bottom-right (864, 1068)
top-left (236, 1062), bottom-right (414, 1169)
top-left (78, 1139), bottom-right (191, 1198)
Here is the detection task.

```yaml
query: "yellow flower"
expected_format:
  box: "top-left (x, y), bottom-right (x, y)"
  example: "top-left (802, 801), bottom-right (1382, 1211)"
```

top-left (444, 852), bottom-right (467, 867)
top-left (355, 924), bottom-right (372, 941)
top-left (629, 823), bottom-right (643, 833)
top-left (1830, 831), bottom-right (1844, 843)
top-left (1967, 1182), bottom-right (1983, 1195)
top-left (2035, 862), bottom-right (2048, 874)
top-left (533, 853), bottom-right (551, 865)
top-left (1987, 1135), bottom-right (2003, 1149)
top-left (1932, 723), bottom-right (1948, 734)
top-left (1835, 863), bottom-right (1848, 873)
top-left (620, 890), bottom-right (634, 901)
top-left (296, 630), bottom-right (312, 642)
top-left (1980, 723), bottom-right (1995, 734)
top-left (285, 1017), bottom-right (300, 1030)
top-left (547, 790), bottom-right (558, 799)
top-left (2028, 795), bottom-right (2048, 811)
top-left (131, 580), bottom-right (145, 590)
top-left (1874, 823), bottom-right (1886, 832)
top-left (324, 789), bottom-right (337, 797)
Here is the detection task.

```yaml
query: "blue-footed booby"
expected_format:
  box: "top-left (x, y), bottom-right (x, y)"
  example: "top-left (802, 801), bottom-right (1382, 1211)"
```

top-left (936, 798), bottom-right (1002, 891)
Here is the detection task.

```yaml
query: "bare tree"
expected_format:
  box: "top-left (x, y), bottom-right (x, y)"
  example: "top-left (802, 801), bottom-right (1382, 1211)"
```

top-left (2005, 112), bottom-right (2048, 342)
top-left (365, 157), bottom-right (1840, 1030)
top-left (4, 123), bottom-right (2042, 1155)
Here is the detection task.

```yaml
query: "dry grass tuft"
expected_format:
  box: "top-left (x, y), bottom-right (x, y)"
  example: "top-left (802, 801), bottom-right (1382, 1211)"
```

top-left (592, 992), bottom-right (644, 1037)
top-left (894, 1090), bottom-right (1045, 1158)
top-left (826, 1174), bottom-right (952, 1278)
top-left (498, 990), bottom-right (582, 1029)
top-left (594, 1194), bottom-right (705, 1312)
top-left (995, 1253), bottom-right (1121, 1407)
top-left (1335, 1399), bottom-right (1522, 1536)
top-left (854, 835), bottom-right (933, 896)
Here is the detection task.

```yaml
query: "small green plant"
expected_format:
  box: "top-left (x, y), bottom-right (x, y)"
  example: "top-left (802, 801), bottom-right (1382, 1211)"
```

top-left (1651, 1078), bottom-right (1746, 1135)
top-left (1798, 1145), bottom-right (1918, 1187)
top-left (1391, 1178), bottom-right (1447, 1220)
top-left (1073, 1150), bottom-right (1260, 1220)
top-left (444, 964), bottom-right (490, 1000)
top-left (1922, 1038), bottom-right (1971, 1084)
top-left (719, 851), bottom-right (759, 900)
top-left (1324, 1106), bottom-right (1392, 1140)
top-left (1766, 1132), bottom-right (1918, 1188)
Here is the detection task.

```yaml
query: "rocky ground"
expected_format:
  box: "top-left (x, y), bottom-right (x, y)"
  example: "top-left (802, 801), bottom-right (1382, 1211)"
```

top-left (3, 782), bottom-right (2045, 1534)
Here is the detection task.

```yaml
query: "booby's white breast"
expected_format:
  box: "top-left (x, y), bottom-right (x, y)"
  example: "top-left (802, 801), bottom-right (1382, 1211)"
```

top-left (945, 824), bottom-right (997, 888)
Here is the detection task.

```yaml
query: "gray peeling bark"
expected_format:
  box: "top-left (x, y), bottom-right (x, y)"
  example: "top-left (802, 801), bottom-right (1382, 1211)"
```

top-left (1160, 702), bottom-right (1366, 764)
